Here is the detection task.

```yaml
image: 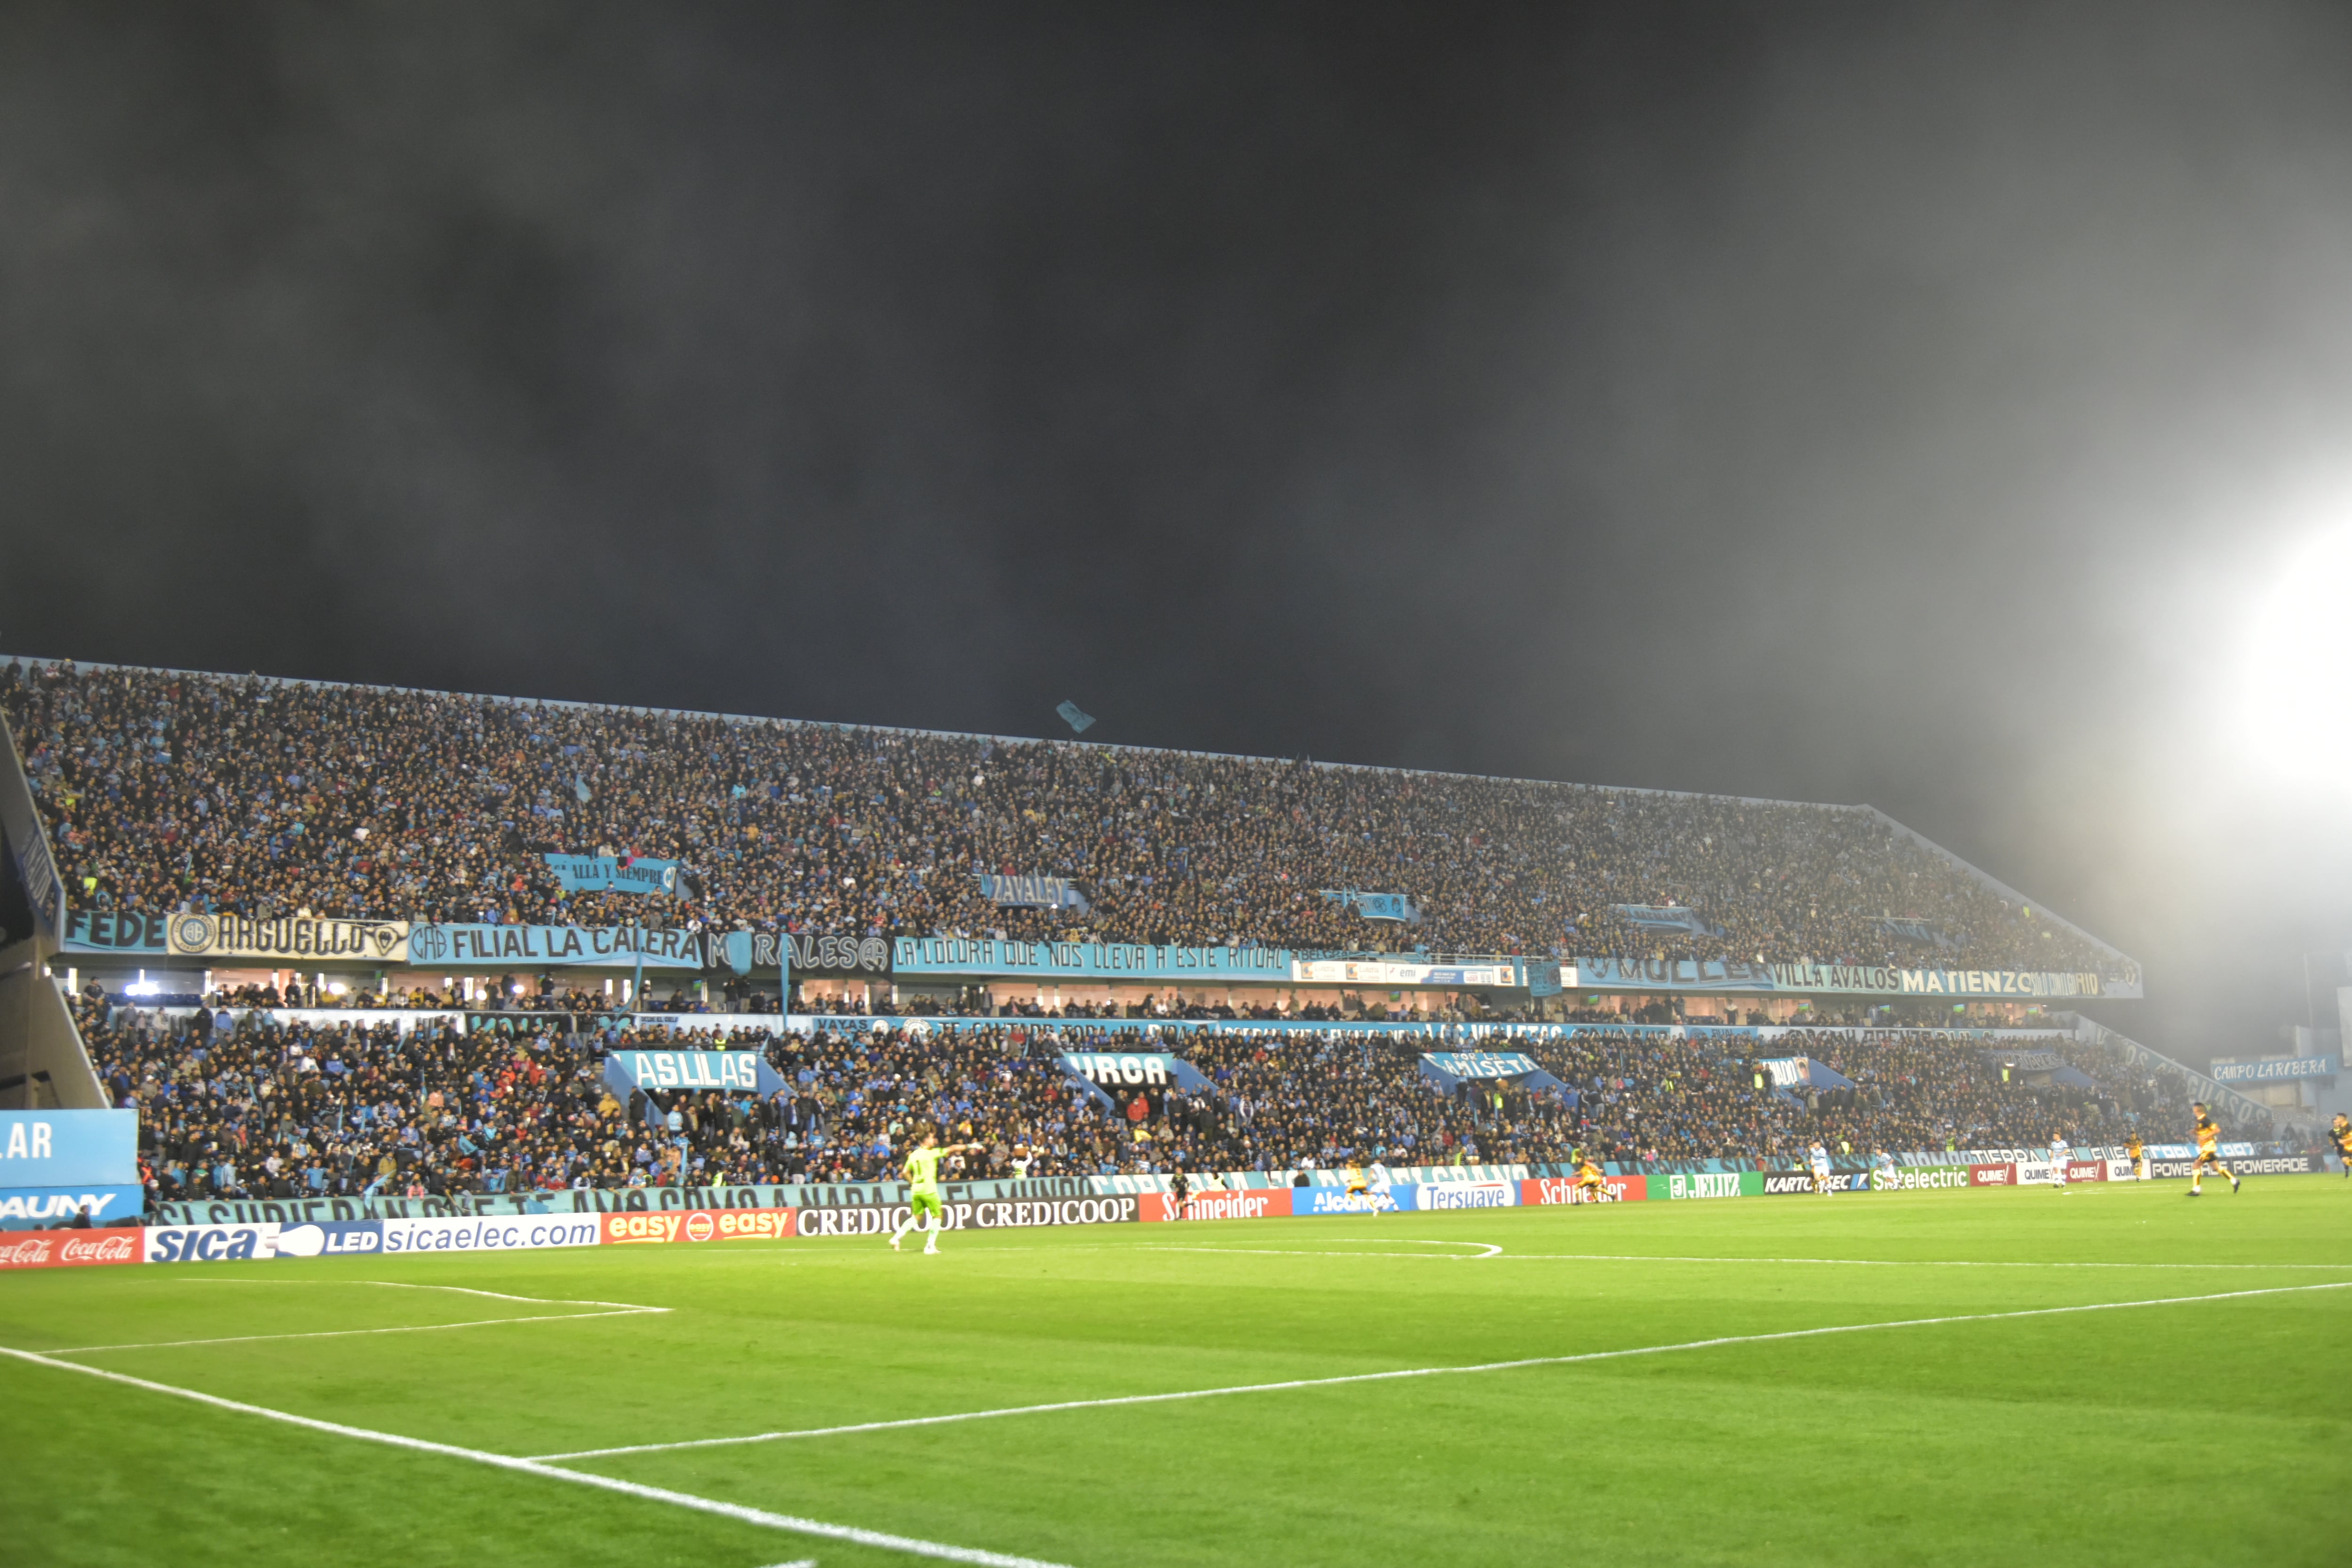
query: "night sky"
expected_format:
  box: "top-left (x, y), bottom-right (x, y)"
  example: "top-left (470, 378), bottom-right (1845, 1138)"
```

top-left (7, 3), bottom-right (2352, 1065)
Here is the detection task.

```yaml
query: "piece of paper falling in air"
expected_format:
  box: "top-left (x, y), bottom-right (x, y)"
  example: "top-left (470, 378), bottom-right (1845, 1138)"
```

top-left (1057, 700), bottom-right (1096, 734)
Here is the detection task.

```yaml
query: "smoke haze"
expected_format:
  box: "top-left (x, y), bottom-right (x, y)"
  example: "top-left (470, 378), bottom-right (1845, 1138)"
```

top-left (7, 2), bottom-right (2352, 1061)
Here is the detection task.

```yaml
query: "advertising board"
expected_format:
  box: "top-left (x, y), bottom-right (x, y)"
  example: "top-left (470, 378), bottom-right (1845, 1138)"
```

top-left (0, 1110), bottom-right (138, 1188)
top-left (1295, 1186), bottom-right (1407, 1216)
top-left (599, 1209), bottom-right (795, 1245)
top-left (796, 1196), bottom-right (1139, 1236)
top-left (2145, 1153), bottom-right (2320, 1179)
top-left (0, 1228), bottom-right (143, 1270)
top-left (1662, 1171), bottom-right (1750, 1200)
top-left (1968, 1163), bottom-right (2016, 1186)
top-left (0, 1185), bottom-right (143, 1229)
top-left (144, 1221), bottom-right (384, 1261)
top-left (1521, 1173), bottom-right (1649, 1204)
top-left (1867, 1165), bottom-right (1970, 1192)
top-left (1413, 1180), bottom-right (1519, 1211)
top-left (1141, 1188), bottom-right (1293, 1222)
top-left (379, 1216), bottom-right (604, 1253)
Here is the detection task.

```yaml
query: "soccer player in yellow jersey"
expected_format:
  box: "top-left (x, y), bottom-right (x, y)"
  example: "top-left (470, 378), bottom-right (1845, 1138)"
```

top-left (2186, 1104), bottom-right (2239, 1196)
top-left (1574, 1156), bottom-right (1610, 1203)
top-left (2329, 1114), bottom-right (2351, 1179)
top-left (891, 1130), bottom-right (984, 1253)
top-left (2125, 1133), bottom-right (2145, 1182)
top-left (1344, 1160), bottom-right (1370, 1201)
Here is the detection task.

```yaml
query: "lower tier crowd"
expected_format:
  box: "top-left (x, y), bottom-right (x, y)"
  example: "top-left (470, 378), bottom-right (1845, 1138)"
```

top-left (73, 1001), bottom-right (2272, 1207)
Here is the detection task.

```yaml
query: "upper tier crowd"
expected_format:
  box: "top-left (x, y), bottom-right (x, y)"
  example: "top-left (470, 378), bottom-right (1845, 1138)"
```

top-left (74, 1001), bottom-right (2262, 1208)
top-left (3, 659), bottom-right (2133, 976)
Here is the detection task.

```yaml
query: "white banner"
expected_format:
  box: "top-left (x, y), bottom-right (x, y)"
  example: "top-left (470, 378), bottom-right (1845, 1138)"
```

top-left (166, 914), bottom-right (410, 963)
top-left (1291, 958), bottom-right (1518, 987)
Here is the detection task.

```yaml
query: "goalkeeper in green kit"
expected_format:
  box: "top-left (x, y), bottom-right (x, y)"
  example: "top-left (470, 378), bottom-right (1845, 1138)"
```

top-left (891, 1130), bottom-right (984, 1254)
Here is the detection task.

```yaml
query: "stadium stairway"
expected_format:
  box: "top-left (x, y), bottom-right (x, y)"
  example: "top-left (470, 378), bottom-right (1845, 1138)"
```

top-left (0, 935), bottom-right (103, 1109)
top-left (2060, 1013), bottom-right (2274, 1134)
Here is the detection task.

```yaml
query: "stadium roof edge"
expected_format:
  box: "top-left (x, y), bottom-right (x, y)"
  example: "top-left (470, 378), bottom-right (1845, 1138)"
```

top-left (1860, 807), bottom-right (2134, 979)
top-left (0, 653), bottom-right (2137, 973)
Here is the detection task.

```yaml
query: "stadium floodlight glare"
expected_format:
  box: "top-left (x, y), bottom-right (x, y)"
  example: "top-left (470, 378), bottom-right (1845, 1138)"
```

top-left (2239, 525), bottom-right (2352, 783)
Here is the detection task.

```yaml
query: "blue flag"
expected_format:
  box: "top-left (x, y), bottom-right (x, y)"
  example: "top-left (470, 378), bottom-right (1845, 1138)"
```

top-left (1057, 700), bottom-right (1096, 734)
top-left (572, 775), bottom-right (591, 803)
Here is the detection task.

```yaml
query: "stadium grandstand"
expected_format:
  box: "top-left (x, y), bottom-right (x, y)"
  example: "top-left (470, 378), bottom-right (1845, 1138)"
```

top-left (2, 655), bottom-right (2134, 981)
top-left (74, 1004), bottom-right (2272, 1208)
top-left (1, 654), bottom-right (2315, 1228)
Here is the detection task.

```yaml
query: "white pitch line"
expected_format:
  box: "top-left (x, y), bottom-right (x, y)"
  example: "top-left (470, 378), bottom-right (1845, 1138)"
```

top-left (179, 1278), bottom-right (664, 1311)
top-left (46, 1307), bottom-right (665, 1355)
top-left (0, 1344), bottom-right (1073, 1568)
top-left (529, 1280), bottom-right (2352, 1463)
top-left (1139, 1245), bottom-right (1504, 1259)
top-left (1482, 1253), bottom-right (2352, 1270)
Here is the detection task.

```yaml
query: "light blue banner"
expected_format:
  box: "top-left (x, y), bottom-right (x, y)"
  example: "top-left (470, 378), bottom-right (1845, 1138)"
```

top-left (2210, 1055), bottom-right (2339, 1084)
top-left (1422, 1051), bottom-right (1541, 1080)
top-left (1610, 903), bottom-right (1723, 937)
top-left (1296, 1186), bottom-right (1408, 1216)
top-left (1319, 889), bottom-right (1420, 922)
top-left (602, 1049), bottom-right (788, 1097)
top-left (1418, 1051), bottom-right (1574, 1104)
top-left (976, 874), bottom-right (1091, 912)
top-left (61, 909), bottom-right (170, 954)
top-left (893, 936), bottom-right (1294, 984)
top-left (407, 923), bottom-right (707, 970)
top-left (1060, 1051), bottom-right (1214, 1094)
top-left (0, 1183), bottom-right (143, 1227)
top-left (543, 854), bottom-right (682, 895)
top-left (1573, 955), bottom-right (2127, 998)
top-left (0, 1110), bottom-right (137, 1187)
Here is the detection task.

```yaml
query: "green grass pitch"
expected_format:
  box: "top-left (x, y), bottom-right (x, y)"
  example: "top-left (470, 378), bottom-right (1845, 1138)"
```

top-left (5, 1179), bottom-right (2350, 1568)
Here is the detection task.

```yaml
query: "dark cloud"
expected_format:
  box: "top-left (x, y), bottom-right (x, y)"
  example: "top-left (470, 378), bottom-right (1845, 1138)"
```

top-left (7, 1), bottom-right (2352, 1061)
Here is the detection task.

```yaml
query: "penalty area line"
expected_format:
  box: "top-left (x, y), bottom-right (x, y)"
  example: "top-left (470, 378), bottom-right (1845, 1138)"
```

top-left (0, 1344), bottom-right (1073, 1568)
top-left (180, 1278), bottom-right (665, 1310)
top-left (45, 1307), bottom-right (666, 1355)
top-left (531, 1280), bottom-right (2352, 1462)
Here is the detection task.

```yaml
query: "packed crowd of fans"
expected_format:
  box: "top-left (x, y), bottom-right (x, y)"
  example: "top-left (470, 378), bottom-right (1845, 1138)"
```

top-left (4, 659), bottom-right (2133, 976)
top-left (1734, 1029), bottom-right (2269, 1157)
top-left (72, 988), bottom-right (2264, 1212)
